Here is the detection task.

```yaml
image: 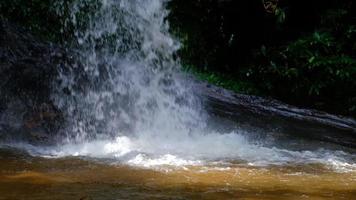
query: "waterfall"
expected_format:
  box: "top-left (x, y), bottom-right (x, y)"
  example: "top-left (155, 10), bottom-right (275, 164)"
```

top-left (52, 0), bottom-right (206, 142)
top-left (1, 0), bottom-right (354, 171)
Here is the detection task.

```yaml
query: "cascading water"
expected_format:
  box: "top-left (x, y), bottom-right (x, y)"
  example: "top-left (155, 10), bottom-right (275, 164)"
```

top-left (2, 0), bottom-right (355, 171)
top-left (52, 0), bottom-right (206, 142)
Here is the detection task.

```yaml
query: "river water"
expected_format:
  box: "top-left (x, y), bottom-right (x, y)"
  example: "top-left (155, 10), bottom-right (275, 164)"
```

top-left (0, 0), bottom-right (356, 199)
top-left (0, 147), bottom-right (355, 200)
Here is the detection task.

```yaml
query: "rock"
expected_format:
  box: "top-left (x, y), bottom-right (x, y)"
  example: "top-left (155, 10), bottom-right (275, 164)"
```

top-left (0, 20), bottom-right (64, 144)
top-left (194, 81), bottom-right (356, 148)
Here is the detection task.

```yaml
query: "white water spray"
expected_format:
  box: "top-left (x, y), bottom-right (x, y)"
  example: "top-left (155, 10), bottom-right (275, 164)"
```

top-left (52, 0), bottom-right (206, 142)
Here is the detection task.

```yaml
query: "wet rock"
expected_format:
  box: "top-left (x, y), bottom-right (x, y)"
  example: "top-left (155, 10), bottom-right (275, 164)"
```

top-left (194, 81), bottom-right (356, 148)
top-left (0, 20), bottom-right (65, 144)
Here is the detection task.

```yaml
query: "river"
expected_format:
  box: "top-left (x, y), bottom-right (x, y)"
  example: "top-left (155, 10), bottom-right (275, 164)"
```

top-left (0, 147), bottom-right (355, 200)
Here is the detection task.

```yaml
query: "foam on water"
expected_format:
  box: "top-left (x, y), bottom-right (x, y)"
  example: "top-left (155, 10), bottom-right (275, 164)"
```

top-left (6, 131), bottom-right (355, 172)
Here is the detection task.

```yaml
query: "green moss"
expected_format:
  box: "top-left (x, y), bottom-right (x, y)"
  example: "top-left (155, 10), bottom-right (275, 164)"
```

top-left (183, 65), bottom-right (259, 95)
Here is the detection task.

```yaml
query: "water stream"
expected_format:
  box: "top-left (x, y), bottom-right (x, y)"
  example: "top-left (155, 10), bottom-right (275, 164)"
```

top-left (0, 0), bottom-right (355, 199)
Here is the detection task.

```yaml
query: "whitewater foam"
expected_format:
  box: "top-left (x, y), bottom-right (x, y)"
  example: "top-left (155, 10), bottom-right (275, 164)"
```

top-left (5, 131), bottom-right (355, 173)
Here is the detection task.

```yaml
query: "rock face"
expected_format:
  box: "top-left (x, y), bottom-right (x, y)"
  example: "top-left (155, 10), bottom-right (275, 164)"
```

top-left (1, 20), bottom-right (355, 147)
top-left (194, 81), bottom-right (356, 148)
top-left (0, 20), bottom-right (64, 143)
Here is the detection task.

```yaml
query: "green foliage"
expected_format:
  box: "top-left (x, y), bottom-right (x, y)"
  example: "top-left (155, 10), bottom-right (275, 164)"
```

top-left (184, 66), bottom-right (258, 95)
top-left (171, 0), bottom-right (356, 116)
top-left (168, 0), bottom-right (267, 72)
top-left (250, 28), bottom-right (356, 115)
top-left (275, 7), bottom-right (286, 24)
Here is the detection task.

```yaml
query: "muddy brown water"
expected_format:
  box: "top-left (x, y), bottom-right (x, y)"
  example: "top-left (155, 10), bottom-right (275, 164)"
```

top-left (0, 149), bottom-right (355, 200)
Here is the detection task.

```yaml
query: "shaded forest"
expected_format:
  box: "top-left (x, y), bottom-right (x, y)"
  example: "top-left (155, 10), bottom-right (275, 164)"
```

top-left (168, 0), bottom-right (356, 117)
top-left (1, 0), bottom-right (356, 116)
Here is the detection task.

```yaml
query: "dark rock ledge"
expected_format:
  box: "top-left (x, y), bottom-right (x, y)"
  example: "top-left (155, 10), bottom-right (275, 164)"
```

top-left (194, 81), bottom-right (356, 148)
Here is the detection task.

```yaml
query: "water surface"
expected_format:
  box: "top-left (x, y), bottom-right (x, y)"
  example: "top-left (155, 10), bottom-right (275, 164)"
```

top-left (0, 147), bottom-right (355, 200)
